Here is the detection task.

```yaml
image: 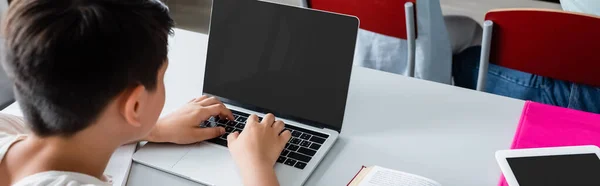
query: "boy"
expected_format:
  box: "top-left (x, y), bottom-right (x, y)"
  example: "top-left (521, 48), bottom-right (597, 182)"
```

top-left (0, 0), bottom-right (291, 185)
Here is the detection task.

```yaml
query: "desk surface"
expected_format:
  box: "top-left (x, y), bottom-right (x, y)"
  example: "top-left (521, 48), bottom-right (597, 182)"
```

top-left (2, 29), bottom-right (525, 186)
top-left (132, 28), bottom-right (525, 186)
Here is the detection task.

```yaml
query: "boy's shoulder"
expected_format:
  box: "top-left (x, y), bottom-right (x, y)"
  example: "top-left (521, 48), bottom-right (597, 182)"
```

top-left (0, 134), bottom-right (110, 186)
top-left (0, 132), bottom-right (24, 161)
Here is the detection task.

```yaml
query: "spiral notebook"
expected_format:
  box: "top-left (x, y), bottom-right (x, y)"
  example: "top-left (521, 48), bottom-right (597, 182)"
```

top-left (498, 101), bottom-right (600, 186)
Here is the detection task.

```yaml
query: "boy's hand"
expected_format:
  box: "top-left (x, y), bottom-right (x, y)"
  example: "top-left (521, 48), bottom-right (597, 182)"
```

top-left (146, 96), bottom-right (235, 144)
top-left (227, 114), bottom-right (291, 172)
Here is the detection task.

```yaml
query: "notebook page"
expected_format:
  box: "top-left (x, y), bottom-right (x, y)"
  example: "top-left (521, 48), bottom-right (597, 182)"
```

top-left (358, 166), bottom-right (441, 186)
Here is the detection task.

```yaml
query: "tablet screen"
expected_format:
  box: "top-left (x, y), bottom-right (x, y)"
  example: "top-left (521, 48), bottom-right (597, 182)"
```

top-left (507, 153), bottom-right (600, 186)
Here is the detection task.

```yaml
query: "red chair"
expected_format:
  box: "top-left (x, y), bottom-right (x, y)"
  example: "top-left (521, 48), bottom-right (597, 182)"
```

top-left (308, 0), bottom-right (418, 77)
top-left (476, 9), bottom-right (600, 90)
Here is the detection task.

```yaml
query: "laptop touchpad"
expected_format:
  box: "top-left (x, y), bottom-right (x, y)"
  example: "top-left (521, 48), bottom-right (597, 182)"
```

top-left (171, 142), bottom-right (242, 185)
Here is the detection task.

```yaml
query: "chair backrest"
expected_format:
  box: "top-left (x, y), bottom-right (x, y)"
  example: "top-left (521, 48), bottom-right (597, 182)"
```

top-left (485, 9), bottom-right (600, 87)
top-left (308, 0), bottom-right (416, 39)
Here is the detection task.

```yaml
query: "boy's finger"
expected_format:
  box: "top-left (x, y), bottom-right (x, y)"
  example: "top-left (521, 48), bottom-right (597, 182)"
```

top-left (198, 96), bottom-right (222, 106)
top-left (262, 113), bottom-right (275, 125)
top-left (227, 131), bottom-right (240, 145)
top-left (247, 114), bottom-right (258, 124)
top-left (194, 127), bottom-right (225, 141)
top-left (202, 104), bottom-right (221, 116)
top-left (272, 120), bottom-right (284, 133)
top-left (243, 115), bottom-right (257, 131)
top-left (218, 105), bottom-right (235, 120)
top-left (193, 95), bottom-right (210, 103)
top-left (279, 130), bottom-right (292, 145)
top-left (204, 104), bottom-right (234, 120)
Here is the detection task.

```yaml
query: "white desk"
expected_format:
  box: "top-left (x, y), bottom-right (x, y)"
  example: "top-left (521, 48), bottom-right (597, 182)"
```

top-left (2, 29), bottom-right (525, 186)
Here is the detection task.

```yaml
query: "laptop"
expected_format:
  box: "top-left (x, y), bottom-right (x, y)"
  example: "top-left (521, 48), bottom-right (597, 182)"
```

top-left (132, 1), bottom-right (359, 185)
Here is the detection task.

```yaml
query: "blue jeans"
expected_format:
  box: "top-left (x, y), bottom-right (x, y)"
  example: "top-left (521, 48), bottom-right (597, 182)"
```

top-left (453, 46), bottom-right (600, 114)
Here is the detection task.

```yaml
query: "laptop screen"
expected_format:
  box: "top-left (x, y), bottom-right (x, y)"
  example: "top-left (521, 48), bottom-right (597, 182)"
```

top-left (203, 0), bottom-right (358, 131)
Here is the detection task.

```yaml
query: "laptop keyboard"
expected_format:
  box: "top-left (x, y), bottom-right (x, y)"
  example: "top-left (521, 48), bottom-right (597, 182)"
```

top-left (201, 109), bottom-right (329, 170)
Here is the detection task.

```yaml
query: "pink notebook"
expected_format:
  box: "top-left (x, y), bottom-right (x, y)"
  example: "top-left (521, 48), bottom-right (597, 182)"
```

top-left (498, 101), bottom-right (600, 186)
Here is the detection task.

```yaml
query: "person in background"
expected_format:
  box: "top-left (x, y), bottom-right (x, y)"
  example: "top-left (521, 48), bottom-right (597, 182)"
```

top-left (353, 0), bottom-right (483, 85)
top-left (0, 0), bottom-right (290, 186)
top-left (561, 0), bottom-right (600, 14)
top-left (452, 0), bottom-right (600, 114)
top-left (353, 0), bottom-right (453, 84)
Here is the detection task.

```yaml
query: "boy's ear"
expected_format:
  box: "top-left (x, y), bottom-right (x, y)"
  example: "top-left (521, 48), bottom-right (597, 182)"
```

top-left (120, 85), bottom-right (147, 127)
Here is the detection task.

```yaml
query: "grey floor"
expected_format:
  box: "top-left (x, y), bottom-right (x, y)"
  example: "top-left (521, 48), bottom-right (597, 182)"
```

top-left (166, 0), bottom-right (561, 34)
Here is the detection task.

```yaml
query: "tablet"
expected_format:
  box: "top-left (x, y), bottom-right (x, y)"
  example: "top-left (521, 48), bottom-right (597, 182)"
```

top-left (496, 145), bottom-right (600, 186)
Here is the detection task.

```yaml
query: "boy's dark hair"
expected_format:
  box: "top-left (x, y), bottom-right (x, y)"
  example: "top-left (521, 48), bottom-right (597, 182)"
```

top-left (1, 0), bottom-right (174, 137)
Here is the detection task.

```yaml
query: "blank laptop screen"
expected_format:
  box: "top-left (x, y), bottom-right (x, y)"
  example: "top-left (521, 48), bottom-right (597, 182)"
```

top-left (507, 154), bottom-right (600, 186)
top-left (203, 0), bottom-right (358, 130)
